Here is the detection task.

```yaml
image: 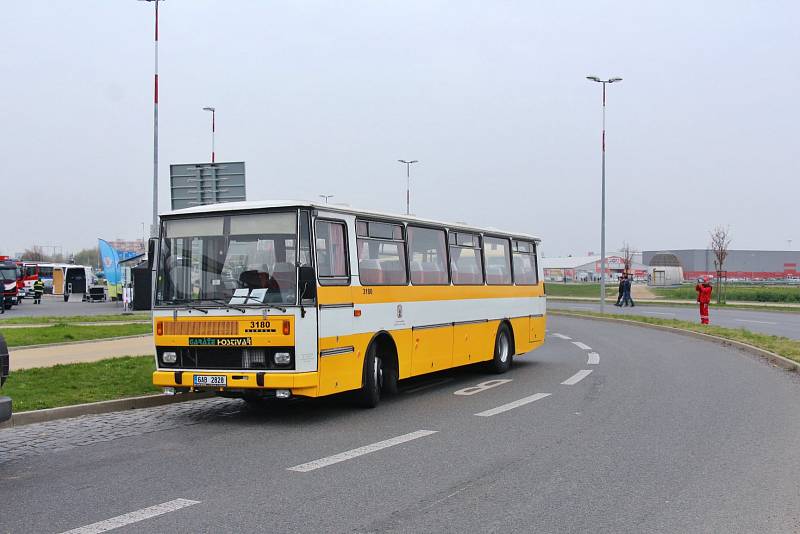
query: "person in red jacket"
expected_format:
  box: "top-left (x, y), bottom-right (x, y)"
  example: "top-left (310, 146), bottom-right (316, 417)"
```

top-left (695, 276), bottom-right (713, 324)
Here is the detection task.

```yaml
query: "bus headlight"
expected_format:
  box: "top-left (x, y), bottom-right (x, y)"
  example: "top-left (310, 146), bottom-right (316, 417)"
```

top-left (162, 351), bottom-right (178, 364)
top-left (274, 352), bottom-right (291, 365)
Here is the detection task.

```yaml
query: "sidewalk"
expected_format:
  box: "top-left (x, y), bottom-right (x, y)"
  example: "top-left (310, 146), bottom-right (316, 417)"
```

top-left (9, 336), bottom-right (153, 371)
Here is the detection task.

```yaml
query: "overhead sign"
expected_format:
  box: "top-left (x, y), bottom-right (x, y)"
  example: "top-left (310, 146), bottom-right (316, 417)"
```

top-left (170, 161), bottom-right (246, 210)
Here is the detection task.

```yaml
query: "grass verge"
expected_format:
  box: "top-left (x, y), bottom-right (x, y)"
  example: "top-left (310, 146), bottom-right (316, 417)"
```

top-left (654, 285), bottom-right (800, 303)
top-left (0, 355), bottom-right (159, 412)
top-left (0, 323), bottom-right (152, 347)
top-left (551, 310), bottom-right (800, 364)
top-left (0, 313), bottom-right (150, 325)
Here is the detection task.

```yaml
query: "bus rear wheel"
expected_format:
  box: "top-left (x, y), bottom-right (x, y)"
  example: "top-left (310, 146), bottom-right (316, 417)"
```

top-left (356, 345), bottom-right (382, 408)
top-left (488, 324), bottom-right (512, 374)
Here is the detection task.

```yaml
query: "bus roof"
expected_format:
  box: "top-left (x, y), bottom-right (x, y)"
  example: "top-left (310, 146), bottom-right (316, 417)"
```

top-left (161, 199), bottom-right (541, 242)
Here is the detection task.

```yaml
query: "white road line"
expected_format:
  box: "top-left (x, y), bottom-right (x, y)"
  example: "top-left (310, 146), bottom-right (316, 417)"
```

top-left (572, 341), bottom-right (592, 351)
top-left (550, 333), bottom-right (572, 340)
top-left (734, 319), bottom-right (777, 325)
top-left (561, 370), bottom-right (593, 385)
top-left (287, 430), bottom-right (438, 472)
top-left (645, 311), bottom-right (675, 316)
top-left (454, 379), bottom-right (512, 396)
top-left (474, 393), bottom-right (551, 417)
top-left (587, 352), bottom-right (600, 365)
top-left (59, 499), bottom-right (200, 534)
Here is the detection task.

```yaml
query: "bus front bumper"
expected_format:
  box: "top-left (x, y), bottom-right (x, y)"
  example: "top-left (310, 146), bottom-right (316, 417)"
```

top-left (153, 370), bottom-right (319, 398)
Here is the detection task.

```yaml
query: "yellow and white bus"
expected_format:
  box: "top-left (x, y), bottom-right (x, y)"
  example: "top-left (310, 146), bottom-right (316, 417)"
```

top-left (151, 200), bottom-right (545, 407)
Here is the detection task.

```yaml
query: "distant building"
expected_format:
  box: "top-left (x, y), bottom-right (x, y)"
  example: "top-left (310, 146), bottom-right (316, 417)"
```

top-left (647, 252), bottom-right (684, 286)
top-left (642, 249), bottom-right (800, 281)
top-left (542, 255), bottom-right (647, 282)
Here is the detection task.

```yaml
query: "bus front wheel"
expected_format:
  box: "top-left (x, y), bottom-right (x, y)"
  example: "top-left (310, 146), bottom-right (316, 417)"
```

top-left (356, 346), bottom-right (382, 408)
top-left (488, 324), bottom-right (513, 374)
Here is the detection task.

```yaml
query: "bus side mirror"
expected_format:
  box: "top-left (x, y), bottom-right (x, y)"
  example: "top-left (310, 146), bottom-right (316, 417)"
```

top-left (298, 266), bottom-right (317, 302)
top-left (148, 238), bottom-right (159, 271)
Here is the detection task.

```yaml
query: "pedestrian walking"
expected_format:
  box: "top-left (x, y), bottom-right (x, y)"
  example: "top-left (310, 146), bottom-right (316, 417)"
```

top-left (621, 274), bottom-right (635, 307)
top-left (33, 279), bottom-right (44, 304)
top-left (695, 276), bottom-right (713, 324)
top-left (614, 275), bottom-right (625, 306)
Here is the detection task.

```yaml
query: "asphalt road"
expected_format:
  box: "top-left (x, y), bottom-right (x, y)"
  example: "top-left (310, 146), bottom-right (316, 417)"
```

top-left (1, 295), bottom-right (125, 318)
top-left (1, 316), bottom-right (799, 533)
top-left (549, 299), bottom-right (800, 339)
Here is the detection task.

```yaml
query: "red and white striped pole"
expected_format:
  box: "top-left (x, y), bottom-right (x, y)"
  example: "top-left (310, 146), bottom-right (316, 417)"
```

top-left (203, 107), bottom-right (216, 163)
top-left (141, 0), bottom-right (161, 236)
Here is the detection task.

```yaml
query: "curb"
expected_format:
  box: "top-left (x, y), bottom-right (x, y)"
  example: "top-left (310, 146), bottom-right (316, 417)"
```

top-left (550, 311), bottom-right (800, 372)
top-left (0, 391), bottom-right (215, 429)
top-left (9, 333), bottom-right (151, 351)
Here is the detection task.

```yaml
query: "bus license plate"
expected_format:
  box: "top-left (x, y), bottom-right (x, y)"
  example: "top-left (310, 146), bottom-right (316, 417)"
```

top-left (193, 375), bottom-right (227, 387)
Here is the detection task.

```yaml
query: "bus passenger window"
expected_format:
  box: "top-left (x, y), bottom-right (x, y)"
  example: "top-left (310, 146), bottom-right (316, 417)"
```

top-left (483, 236), bottom-right (512, 285)
top-left (512, 240), bottom-right (538, 285)
top-left (356, 220), bottom-right (407, 286)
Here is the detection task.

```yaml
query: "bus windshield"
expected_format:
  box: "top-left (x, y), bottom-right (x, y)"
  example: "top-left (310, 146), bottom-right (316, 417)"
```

top-left (156, 211), bottom-right (306, 306)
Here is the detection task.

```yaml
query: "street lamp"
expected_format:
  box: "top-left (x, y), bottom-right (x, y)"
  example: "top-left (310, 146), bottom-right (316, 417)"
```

top-left (202, 107), bottom-right (216, 163)
top-left (139, 0), bottom-right (163, 237)
top-left (586, 75), bottom-right (622, 313)
top-left (397, 160), bottom-right (419, 215)
top-left (319, 194), bottom-right (334, 204)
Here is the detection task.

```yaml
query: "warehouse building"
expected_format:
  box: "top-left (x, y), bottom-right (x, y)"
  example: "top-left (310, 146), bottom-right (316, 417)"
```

top-left (642, 249), bottom-right (800, 281)
top-left (542, 255), bottom-right (647, 282)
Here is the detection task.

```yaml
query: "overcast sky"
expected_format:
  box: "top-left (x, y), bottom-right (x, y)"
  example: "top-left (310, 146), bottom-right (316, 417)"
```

top-left (1, 1), bottom-right (797, 258)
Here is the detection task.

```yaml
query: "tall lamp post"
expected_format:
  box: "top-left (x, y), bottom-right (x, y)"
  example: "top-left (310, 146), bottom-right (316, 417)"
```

top-left (586, 75), bottom-right (622, 313)
top-left (397, 159), bottom-right (419, 215)
top-left (140, 0), bottom-right (162, 237)
top-left (319, 194), bottom-right (334, 204)
top-left (202, 107), bottom-right (216, 162)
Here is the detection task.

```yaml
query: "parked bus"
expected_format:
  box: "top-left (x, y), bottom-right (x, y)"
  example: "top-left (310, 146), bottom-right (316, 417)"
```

top-left (151, 200), bottom-right (545, 407)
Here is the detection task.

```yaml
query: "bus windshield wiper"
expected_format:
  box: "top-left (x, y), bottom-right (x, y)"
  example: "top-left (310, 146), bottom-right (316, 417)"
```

top-left (205, 299), bottom-right (246, 313)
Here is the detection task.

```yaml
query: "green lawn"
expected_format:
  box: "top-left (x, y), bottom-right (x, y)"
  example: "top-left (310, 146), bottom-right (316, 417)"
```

top-left (551, 310), bottom-right (800, 364)
top-left (0, 313), bottom-right (150, 325)
top-left (0, 355), bottom-right (160, 412)
top-left (545, 283), bottom-right (614, 298)
top-left (0, 323), bottom-right (152, 347)
top-left (654, 285), bottom-right (800, 303)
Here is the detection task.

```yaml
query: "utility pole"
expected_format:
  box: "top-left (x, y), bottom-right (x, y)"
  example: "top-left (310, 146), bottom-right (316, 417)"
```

top-left (140, 0), bottom-right (163, 237)
top-left (397, 160), bottom-right (419, 215)
top-left (202, 107), bottom-right (216, 162)
top-left (586, 76), bottom-right (622, 313)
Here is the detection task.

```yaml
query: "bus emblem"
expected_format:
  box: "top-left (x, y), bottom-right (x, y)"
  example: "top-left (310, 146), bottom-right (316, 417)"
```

top-left (397, 304), bottom-right (403, 319)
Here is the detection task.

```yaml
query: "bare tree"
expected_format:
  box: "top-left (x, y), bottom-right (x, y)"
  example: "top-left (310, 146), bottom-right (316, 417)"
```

top-left (709, 226), bottom-right (732, 303)
top-left (619, 242), bottom-right (638, 275)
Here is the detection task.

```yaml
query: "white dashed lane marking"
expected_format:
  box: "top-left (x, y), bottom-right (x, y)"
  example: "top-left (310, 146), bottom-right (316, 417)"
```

top-left (551, 333), bottom-right (572, 340)
top-left (587, 352), bottom-right (600, 365)
top-left (287, 430), bottom-right (438, 472)
top-left (59, 499), bottom-right (200, 534)
top-left (561, 370), bottom-right (593, 385)
top-left (454, 379), bottom-right (513, 396)
top-left (571, 341), bottom-right (592, 351)
top-left (474, 393), bottom-right (551, 417)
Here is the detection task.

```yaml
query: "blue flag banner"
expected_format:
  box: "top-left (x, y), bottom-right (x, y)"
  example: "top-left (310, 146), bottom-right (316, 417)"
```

top-left (98, 239), bottom-right (121, 285)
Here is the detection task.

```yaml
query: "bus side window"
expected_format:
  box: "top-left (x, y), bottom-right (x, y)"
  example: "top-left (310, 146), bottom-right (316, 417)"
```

top-left (315, 220), bottom-right (350, 286)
